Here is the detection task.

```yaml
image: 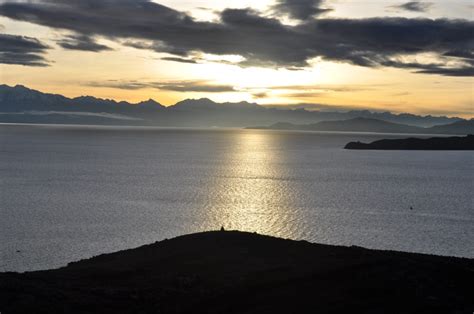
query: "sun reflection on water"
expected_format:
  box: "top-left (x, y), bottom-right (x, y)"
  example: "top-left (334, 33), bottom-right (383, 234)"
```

top-left (206, 130), bottom-right (296, 236)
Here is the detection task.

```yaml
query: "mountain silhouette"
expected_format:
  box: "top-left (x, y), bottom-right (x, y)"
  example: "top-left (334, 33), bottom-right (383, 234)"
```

top-left (0, 84), bottom-right (467, 129)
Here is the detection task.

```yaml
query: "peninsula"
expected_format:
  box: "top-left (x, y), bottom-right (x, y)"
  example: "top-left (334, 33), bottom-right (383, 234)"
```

top-left (345, 135), bottom-right (474, 150)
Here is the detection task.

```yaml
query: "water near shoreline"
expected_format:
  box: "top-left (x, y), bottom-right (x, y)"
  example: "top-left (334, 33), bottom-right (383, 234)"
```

top-left (1, 124), bottom-right (473, 271)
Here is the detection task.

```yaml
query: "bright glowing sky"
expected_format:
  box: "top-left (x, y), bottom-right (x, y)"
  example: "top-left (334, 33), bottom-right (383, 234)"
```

top-left (0, 0), bottom-right (473, 117)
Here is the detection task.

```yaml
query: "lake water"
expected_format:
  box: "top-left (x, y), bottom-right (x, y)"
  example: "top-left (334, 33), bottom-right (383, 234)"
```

top-left (1, 124), bottom-right (473, 272)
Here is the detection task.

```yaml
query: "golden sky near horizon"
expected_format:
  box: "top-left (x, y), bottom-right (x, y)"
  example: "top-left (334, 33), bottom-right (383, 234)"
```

top-left (0, 0), bottom-right (473, 117)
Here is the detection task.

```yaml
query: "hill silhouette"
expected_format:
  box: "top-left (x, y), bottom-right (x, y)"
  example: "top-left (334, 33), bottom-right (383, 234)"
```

top-left (427, 120), bottom-right (474, 134)
top-left (345, 135), bottom-right (474, 150)
top-left (251, 118), bottom-right (474, 135)
top-left (0, 231), bottom-right (472, 313)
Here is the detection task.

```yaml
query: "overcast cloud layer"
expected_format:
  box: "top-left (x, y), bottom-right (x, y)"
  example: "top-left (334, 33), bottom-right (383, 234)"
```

top-left (0, 0), bottom-right (472, 76)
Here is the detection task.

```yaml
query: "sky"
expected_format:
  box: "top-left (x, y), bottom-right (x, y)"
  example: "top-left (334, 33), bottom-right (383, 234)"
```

top-left (0, 0), bottom-right (473, 117)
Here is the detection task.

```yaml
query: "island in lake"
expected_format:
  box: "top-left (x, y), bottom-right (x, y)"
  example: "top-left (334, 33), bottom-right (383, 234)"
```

top-left (345, 135), bottom-right (474, 150)
top-left (1, 231), bottom-right (473, 313)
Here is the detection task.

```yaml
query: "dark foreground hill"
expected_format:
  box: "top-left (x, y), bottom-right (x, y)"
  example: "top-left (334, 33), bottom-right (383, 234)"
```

top-left (345, 135), bottom-right (474, 150)
top-left (1, 231), bottom-right (473, 314)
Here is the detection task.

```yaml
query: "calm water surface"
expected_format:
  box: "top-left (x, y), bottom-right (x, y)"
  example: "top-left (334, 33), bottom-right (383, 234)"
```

top-left (1, 124), bottom-right (473, 271)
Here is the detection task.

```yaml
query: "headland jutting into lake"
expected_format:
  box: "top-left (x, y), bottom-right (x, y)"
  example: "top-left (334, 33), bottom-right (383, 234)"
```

top-left (345, 135), bottom-right (474, 150)
top-left (1, 231), bottom-right (473, 313)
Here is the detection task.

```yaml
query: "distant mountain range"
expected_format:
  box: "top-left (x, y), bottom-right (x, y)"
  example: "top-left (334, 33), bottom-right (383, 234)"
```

top-left (249, 118), bottom-right (474, 135)
top-left (0, 84), bottom-right (470, 131)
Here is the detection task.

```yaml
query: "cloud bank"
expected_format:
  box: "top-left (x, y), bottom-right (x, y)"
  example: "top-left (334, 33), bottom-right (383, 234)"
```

top-left (0, 0), bottom-right (472, 76)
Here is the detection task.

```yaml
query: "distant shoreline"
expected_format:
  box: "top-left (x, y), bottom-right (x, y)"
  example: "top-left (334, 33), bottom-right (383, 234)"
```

top-left (0, 122), bottom-right (468, 138)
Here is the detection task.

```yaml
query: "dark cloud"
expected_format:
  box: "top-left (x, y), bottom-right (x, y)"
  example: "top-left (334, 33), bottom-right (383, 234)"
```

top-left (303, 17), bottom-right (474, 75)
top-left (271, 0), bottom-right (332, 20)
top-left (87, 80), bottom-right (235, 93)
top-left (161, 57), bottom-right (198, 64)
top-left (0, 0), bottom-right (472, 76)
top-left (443, 50), bottom-right (474, 60)
top-left (379, 59), bottom-right (474, 77)
top-left (415, 67), bottom-right (474, 77)
top-left (0, 33), bottom-right (49, 66)
top-left (57, 34), bottom-right (111, 52)
top-left (391, 2), bottom-right (434, 13)
top-left (122, 40), bottom-right (185, 55)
